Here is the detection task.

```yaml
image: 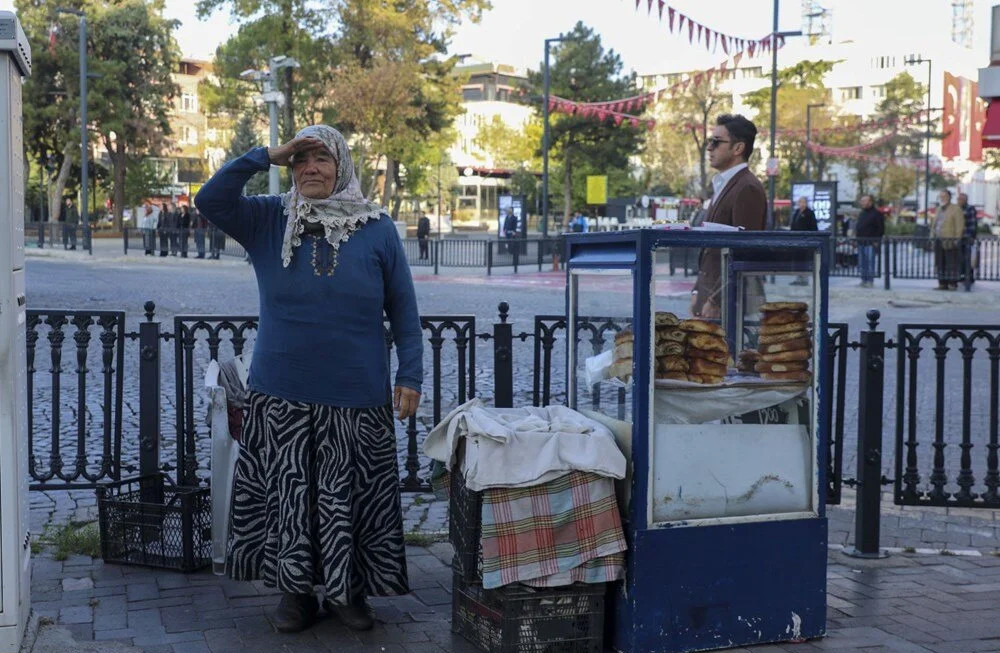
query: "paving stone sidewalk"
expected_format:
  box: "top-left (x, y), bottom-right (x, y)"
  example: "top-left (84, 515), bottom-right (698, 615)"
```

top-left (26, 537), bottom-right (1000, 653)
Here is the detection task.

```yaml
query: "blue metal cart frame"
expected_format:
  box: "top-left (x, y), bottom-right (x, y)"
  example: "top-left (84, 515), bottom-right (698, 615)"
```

top-left (564, 230), bottom-right (830, 653)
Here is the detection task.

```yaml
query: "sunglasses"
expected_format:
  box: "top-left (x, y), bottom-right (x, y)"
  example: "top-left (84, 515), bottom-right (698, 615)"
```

top-left (706, 137), bottom-right (731, 150)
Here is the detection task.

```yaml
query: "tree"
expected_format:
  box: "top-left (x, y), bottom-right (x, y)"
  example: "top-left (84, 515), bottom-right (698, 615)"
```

top-left (648, 74), bottom-right (731, 196)
top-left (17, 0), bottom-right (89, 220)
top-left (197, 0), bottom-right (336, 142)
top-left (526, 22), bottom-right (646, 221)
top-left (123, 159), bottom-right (173, 208)
top-left (745, 61), bottom-right (835, 198)
top-left (225, 113), bottom-right (269, 196)
top-left (327, 0), bottom-right (490, 216)
top-left (474, 116), bottom-right (542, 172)
top-left (86, 0), bottom-right (180, 228)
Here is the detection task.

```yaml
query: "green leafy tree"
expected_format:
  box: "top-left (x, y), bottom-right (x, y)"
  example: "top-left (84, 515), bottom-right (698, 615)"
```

top-left (526, 22), bottom-right (646, 221)
top-left (474, 115), bottom-right (542, 172)
top-left (17, 0), bottom-right (90, 219)
top-left (123, 159), bottom-right (173, 208)
top-left (196, 0), bottom-right (336, 142)
top-left (745, 61), bottom-right (835, 197)
top-left (87, 0), bottom-right (180, 227)
top-left (225, 113), bottom-right (270, 196)
top-left (328, 0), bottom-right (490, 216)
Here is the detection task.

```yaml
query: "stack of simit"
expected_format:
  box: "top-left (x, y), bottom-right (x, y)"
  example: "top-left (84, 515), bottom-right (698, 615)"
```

top-left (755, 301), bottom-right (812, 382)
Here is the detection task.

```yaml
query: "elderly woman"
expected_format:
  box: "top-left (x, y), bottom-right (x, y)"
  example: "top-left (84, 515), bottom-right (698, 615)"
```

top-left (195, 125), bottom-right (423, 633)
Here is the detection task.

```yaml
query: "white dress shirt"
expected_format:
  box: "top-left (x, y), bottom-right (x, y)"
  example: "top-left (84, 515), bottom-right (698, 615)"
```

top-left (711, 162), bottom-right (748, 200)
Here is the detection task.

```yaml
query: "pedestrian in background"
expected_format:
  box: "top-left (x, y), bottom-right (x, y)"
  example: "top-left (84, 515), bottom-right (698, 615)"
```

top-left (179, 204), bottom-right (192, 258)
top-left (502, 208), bottom-right (518, 253)
top-left (165, 202), bottom-right (181, 256)
top-left (854, 194), bottom-right (884, 288)
top-left (417, 210), bottom-right (431, 260)
top-left (958, 192), bottom-right (977, 286)
top-left (62, 198), bottom-right (79, 250)
top-left (789, 196), bottom-right (818, 285)
top-left (141, 201), bottom-right (157, 255)
top-left (932, 189), bottom-right (964, 290)
top-left (690, 195), bottom-right (710, 227)
top-left (158, 202), bottom-right (170, 256)
top-left (192, 206), bottom-right (208, 259)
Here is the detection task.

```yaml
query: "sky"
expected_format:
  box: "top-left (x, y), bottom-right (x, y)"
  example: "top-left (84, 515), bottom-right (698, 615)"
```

top-left (1, 0), bottom-right (996, 76)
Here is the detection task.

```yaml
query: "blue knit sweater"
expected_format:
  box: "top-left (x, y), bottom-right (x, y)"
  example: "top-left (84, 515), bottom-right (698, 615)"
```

top-left (195, 147), bottom-right (423, 407)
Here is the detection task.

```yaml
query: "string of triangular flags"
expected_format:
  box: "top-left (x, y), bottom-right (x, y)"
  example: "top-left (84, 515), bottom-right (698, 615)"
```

top-left (804, 131), bottom-right (898, 156)
top-left (808, 150), bottom-right (942, 172)
top-left (548, 96), bottom-right (656, 128)
top-left (545, 49), bottom-right (755, 128)
top-left (626, 0), bottom-right (785, 56)
top-left (767, 109), bottom-right (933, 138)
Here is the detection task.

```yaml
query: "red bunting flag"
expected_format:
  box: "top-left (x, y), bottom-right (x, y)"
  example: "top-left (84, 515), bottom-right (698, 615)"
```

top-left (688, 17), bottom-right (695, 43)
top-left (748, 41), bottom-right (756, 57)
top-left (631, 118), bottom-right (640, 127)
top-left (677, 13), bottom-right (684, 34)
top-left (721, 35), bottom-right (729, 54)
top-left (614, 115), bottom-right (624, 126)
top-left (635, 0), bottom-right (641, 9)
top-left (668, 7), bottom-right (675, 31)
top-left (696, 24), bottom-right (703, 43)
top-left (658, 0), bottom-right (665, 19)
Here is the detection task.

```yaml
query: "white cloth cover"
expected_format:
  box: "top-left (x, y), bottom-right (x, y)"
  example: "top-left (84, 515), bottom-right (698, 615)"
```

top-left (204, 356), bottom-right (248, 574)
top-left (424, 398), bottom-right (626, 491)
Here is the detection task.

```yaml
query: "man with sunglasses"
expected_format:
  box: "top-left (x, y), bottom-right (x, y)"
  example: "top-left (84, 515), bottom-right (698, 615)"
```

top-left (691, 114), bottom-right (767, 318)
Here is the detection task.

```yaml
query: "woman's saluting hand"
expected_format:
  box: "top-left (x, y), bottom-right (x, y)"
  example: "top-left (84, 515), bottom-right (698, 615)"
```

top-left (268, 137), bottom-right (326, 167)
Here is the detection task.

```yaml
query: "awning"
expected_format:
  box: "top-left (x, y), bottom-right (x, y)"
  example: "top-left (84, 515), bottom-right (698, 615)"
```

top-left (983, 99), bottom-right (1000, 149)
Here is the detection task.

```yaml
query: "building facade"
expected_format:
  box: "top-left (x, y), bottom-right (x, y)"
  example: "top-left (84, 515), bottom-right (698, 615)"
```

top-left (448, 60), bottom-right (534, 228)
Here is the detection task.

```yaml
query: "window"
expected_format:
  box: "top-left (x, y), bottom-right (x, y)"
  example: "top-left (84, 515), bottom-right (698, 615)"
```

top-left (871, 56), bottom-right (897, 70)
top-left (181, 93), bottom-right (197, 113)
top-left (463, 88), bottom-right (483, 101)
top-left (871, 85), bottom-right (886, 99)
top-left (182, 126), bottom-right (198, 145)
top-left (839, 86), bottom-right (862, 101)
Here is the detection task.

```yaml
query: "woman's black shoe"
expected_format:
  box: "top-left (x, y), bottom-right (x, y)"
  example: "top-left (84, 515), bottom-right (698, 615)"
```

top-left (324, 598), bottom-right (374, 631)
top-left (273, 593), bottom-right (319, 633)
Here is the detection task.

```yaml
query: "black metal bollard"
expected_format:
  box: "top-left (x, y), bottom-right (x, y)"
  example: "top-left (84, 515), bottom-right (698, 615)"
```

top-left (486, 240), bottom-right (493, 276)
top-left (882, 239), bottom-right (891, 290)
top-left (138, 301), bottom-right (161, 481)
top-left (493, 302), bottom-right (514, 408)
top-left (38, 222), bottom-right (45, 249)
top-left (123, 227), bottom-right (129, 255)
top-left (844, 309), bottom-right (889, 559)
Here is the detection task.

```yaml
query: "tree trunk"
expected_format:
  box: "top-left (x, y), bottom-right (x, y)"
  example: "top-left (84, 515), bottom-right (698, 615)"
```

top-left (280, 0), bottom-right (296, 142)
top-left (367, 154), bottom-right (383, 199)
top-left (49, 143), bottom-right (75, 221)
top-left (563, 153), bottom-right (572, 224)
top-left (390, 163), bottom-right (403, 219)
top-left (383, 157), bottom-right (397, 210)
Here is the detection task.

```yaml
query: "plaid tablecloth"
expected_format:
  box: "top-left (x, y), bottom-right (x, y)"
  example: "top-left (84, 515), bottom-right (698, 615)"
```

top-left (480, 471), bottom-right (626, 589)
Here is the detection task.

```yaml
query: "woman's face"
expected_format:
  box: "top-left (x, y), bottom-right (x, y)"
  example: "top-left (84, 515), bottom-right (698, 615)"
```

top-left (293, 147), bottom-right (338, 199)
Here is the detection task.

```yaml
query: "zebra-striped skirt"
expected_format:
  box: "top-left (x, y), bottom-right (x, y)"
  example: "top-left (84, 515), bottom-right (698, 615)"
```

top-left (226, 391), bottom-right (409, 604)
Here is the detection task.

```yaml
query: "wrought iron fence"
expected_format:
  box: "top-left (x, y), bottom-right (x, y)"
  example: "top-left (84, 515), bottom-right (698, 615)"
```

top-left (23, 221), bottom-right (93, 253)
top-left (24, 309), bottom-right (126, 490)
top-left (894, 323), bottom-right (1000, 508)
top-left (831, 237), bottom-right (883, 280)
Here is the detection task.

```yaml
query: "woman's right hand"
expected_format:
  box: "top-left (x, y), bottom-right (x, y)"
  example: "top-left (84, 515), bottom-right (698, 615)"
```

top-left (267, 137), bottom-right (325, 167)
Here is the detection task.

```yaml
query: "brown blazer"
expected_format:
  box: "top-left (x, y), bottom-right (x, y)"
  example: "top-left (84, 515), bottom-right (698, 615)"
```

top-left (693, 166), bottom-right (767, 313)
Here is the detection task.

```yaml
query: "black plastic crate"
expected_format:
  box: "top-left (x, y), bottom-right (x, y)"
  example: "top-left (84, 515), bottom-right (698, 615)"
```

top-left (96, 474), bottom-right (212, 572)
top-left (449, 455), bottom-right (483, 583)
top-left (451, 568), bottom-right (605, 653)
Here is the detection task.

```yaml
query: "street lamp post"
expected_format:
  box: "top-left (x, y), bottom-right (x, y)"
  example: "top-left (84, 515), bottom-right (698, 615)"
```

top-left (241, 56), bottom-right (299, 195)
top-left (805, 103), bottom-right (826, 179)
top-left (765, 0), bottom-right (802, 229)
top-left (56, 7), bottom-right (93, 253)
top-left (905, 55), bottom-right (932, 220)
top-left (542, 36), bottom-right (572, 238)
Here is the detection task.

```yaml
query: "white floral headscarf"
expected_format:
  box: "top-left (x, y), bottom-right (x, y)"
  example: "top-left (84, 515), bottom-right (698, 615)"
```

top-left (279, 125), bottom-right (382, 268)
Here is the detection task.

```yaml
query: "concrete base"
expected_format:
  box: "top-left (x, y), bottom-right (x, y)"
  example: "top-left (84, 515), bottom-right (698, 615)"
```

top-left (841, 545), bottom-right (891, 559)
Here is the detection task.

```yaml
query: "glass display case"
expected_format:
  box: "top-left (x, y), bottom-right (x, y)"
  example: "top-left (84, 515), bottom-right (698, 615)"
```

top-left (565, 229), bottom-right (829, 653)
